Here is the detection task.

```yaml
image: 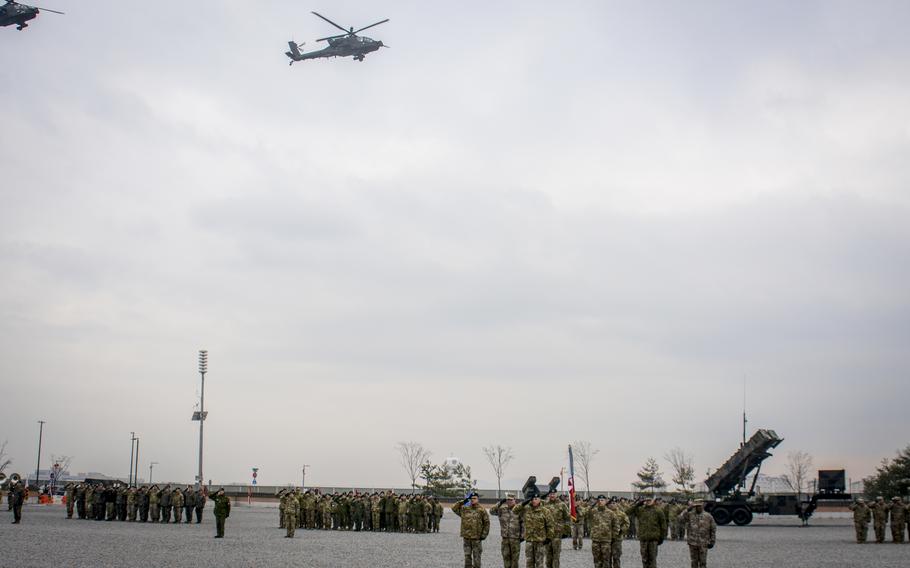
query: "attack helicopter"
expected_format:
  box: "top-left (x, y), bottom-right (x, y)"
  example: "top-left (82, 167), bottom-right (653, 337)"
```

top-left (286, 12), bottom-right (388, 65)
top-left (0, 0), bottom-right (63, 30)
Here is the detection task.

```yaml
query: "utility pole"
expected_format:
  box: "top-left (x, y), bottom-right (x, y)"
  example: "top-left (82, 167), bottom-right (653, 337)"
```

top-left (149, 461), bottom-right (158, 484)
top-left (134, 437), bottom-right (140, 486)
top-left (302, 464), bottom-right (309, 488)
top-left (192, 350), bottom-right (208, 490)
top-left (35, 420), bottom-right (45, 488)
top-left (129, 432), bottom-right (136, 487)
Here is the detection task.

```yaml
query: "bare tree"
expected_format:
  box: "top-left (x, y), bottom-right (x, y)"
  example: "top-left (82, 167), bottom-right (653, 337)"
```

top-left (571, 441), bottom-right (600, 498)
top-left (781, 450), bottom-right (814, 499)
top-left (482, 445), bottom-right (515, 498)
top-left (50, 455), bottom-right (74, 475)
top-left (396, 442), bottom-right (432, 490)
top-left (664, 447), bottom-right (696, 495)
top-left (0, 440), bottom-right (11, 477)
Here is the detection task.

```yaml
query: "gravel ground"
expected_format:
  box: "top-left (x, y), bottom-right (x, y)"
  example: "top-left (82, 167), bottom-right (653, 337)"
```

top-left (1, 504), bottom-right (907, 568)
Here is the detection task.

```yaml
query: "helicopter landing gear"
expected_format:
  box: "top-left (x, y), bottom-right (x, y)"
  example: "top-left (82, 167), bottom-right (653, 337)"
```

top-left (354, 55), bottom-right (364, 62)
top-left (16, 23), bottom-right (28, 31)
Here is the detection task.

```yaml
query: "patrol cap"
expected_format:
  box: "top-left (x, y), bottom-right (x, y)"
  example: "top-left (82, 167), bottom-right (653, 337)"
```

top-left (505, 493), bottom-right (515, 499)
top-left (597, 495), bottom-right (607, 500)
top-left (892, 496), bottom-right (901, 501)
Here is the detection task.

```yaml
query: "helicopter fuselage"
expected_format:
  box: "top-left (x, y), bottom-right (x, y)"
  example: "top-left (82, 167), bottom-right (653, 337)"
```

top-left (287, 35), bottom-right (383, 63)
top-left (0, 4), bottom-right (38, 30)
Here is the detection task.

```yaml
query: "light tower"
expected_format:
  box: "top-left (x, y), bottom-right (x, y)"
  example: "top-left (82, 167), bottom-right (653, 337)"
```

top-left (192, 350), bottom-right (209, 489)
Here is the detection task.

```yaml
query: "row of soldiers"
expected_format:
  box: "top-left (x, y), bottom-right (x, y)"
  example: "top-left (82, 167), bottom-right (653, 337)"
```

top-left (849, 496), bottom-right (909, 543)
top-left (574, 496), bottom-right (692, 546)
top-left (277, 489), bottom-right (445, 538)
top-left (62, 482), bottom-right (207, 524)
top-left (474, 492), bottom-right (715, 568)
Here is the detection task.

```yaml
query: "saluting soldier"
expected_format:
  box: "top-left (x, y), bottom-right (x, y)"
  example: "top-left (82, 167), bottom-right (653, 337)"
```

top-left (8, 477), bottom-right (25, 524)
top-left (490, 493), bottom-right (521, 568)
top-left (545, 491), bottom-right (571, 568)
top-left (513, 494), bottom-right (553, 568)
top-left (453, 492), bottom-right (490, 568)
top-left (588, 495), bottom-right (617, 568)
top-left (194, 488), bottom-right (207, 523)
top-left (212, 487), bottom-right (230, 538)
top-left (172, 486), bottom-right (185, 523)
top-left (678, 500), bottom-right (716, 568)
top-left (849, 498), bottom-right (872, 543)
top-left (631, 498), bottom-right (667, 568)
top-left (183, 486), bottom-right (196, 524)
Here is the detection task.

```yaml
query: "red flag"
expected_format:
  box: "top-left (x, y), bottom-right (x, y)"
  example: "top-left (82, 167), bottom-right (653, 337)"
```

top-left (568, 445), bottom-right (577, 521)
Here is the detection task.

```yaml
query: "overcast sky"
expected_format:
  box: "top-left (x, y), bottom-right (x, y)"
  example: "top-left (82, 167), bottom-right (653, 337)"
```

top-left (1, 0), bottom-right (908, 491)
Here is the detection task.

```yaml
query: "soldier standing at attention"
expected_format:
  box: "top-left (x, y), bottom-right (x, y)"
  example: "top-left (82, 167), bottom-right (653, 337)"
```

top-left (545, 491), bottom-right (570, 568)
top-left (172, 486), bottom-right (185, 523)
top-left (64, 483), bottom-right (75, 519)
top-left (212, 488), bottom-right (230, 538)
top-left (513, 494), bottom-right (553, 568)
top-left (571, 496), bottom-right (588, 550)
top-left (75, 483), bottom-right (87, 519)
top-left (849, 498), bottom-right (871, 543)
top-left (678, 500), bottom-right (716, 568)
top-left (453, 492), bottom-right (490, 568)
top-left (631, 498), bottom-right (666, 568)
top-left (285, 489), bottom-right (300, 538)
top-left (886, 497), bottom-right (906, 543)
top-left (8, 477), bottom-right (25, 524)
top-left (490, 493), bottom-right (521, 568)
top-left (588, 495), bottom-right (617, 568)
top-left (183, 486), bottom-right (195, 524)
top-left (609, 498), bottom-right (630, 568)
top-left (194, 487), bottom-right (206, 523)
top-left (434, 497), bottom-right (444, 532)
top-left (870, 496), bottom-right (887, 543)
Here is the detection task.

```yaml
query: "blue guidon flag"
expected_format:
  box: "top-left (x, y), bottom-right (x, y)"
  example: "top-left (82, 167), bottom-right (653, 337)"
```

top-left (568, 445), bottom-right (577, 522)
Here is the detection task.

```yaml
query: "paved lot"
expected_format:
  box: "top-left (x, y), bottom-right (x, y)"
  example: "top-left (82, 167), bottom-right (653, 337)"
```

top-left (1, 504), bottom-right (907, 568)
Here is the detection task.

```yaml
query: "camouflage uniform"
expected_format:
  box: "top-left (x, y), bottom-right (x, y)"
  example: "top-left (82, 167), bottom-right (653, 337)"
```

top-left (64, 484), bottom-right (75, 519)
top-left (285, 492), bottom-right (300, 537)
top-left (126, 488), bottom-right (137, 521)
top-left (848, 500), bottom-right (871, 543)
top-left (398, 497), bottom-right (409, 532)
top-left (871, 498), bottom-right (887, 543)
top-left (545, 495), bottom-right (570, 568)
top-left (138, 487), bottom-right (150, 522)
top-left (148, 485), bottom-right (160, 522)
top-left (184, 487), bottom-right (196, 524)
top-left (172, 488), bottom-right (185, 523)
top-left (609, 501), bottom-right (630, 568)
top-left (572, 501), bottom-right (588, 550)
top-left (453, 498), bottom-right (491, 568)
top-left (513, 500), bottom-right (554, 568)
top-left (75, 484), bottom-right (87, 519)
top-left (633, 501), bottom-right (667, 568)
top-left (678, 504), bottom-right (716, 568)
top-left (886, 498), bottom-right (906, 543)
top-left (370, 494), bottom-right (382, 531)
top-left (491, 497), bottom-right (522, 568)
top-left (160, 485), bottom-right (172, 523)
top-left (278, 490), bottom-right (287, 528)
top-left (588, 502), bottom-right (617, 568)
top-left (304, 491), bottom-right (317, 529)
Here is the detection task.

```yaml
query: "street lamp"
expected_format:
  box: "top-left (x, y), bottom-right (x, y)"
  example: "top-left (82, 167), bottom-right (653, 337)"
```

top-left (149, 461), bottom-right (158, 484)
top-left (133, 437), bottom-right (140, 486)
top-left (35, 420), bottom-right (45, 489)
top-left (191, 350), bottom-right (208, 489)
top-left (129, 432), bottom-right (136, 486)
top-left (302, 465), bottom-right (310, 488)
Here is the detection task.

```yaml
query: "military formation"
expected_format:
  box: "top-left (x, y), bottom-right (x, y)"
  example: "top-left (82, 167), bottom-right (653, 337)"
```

top-left (276, 489), bottom-right (444, 538)
top-left (57, 482), bottom-right (208, 524)
top-left (850, 496), bottom-right (909, 544)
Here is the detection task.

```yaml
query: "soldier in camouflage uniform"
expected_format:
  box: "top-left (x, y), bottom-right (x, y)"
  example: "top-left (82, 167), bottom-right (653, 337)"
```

top-left (545, 492), bottom-right (570, 568)
top-left (160, 484), bottom-right (172, 523)
top-left (588, 495), bottom-right (617, 568)
top-left (212, 487), bottom-right (230, 538)
top-left (572, 497), bottom-right (588, 550)
top-left (871, 497), bottom-right (887, 543)
top-left (886, 497), bottom-right (906, 543)
top-left (75, 483), bottom-right (87, 519)
top-left (434, 497), bottom-right (444, 533)
top-left (278, 489), bottom-right (287, 529)
top-left (303, 490), bottom-right (317, 529)
top-left (64, 483), bottom-right (75, 519)
top-left (148, 485), bottom-right (160, 522)
top-left (678, 500), bottom-right (716, 568)
top-left (609, 498), bottom-right (630, 568)
top-left (513, 495), bottom-right (554, 568)
top-left (491, 494), bottom-right (521, 568)
top-left (848, 498), bottom-right (871, 543)
top-left (398, 496), bottom-right (409, 532)
top-left (172, 486), bottom-right (185, 523)
top-left (371, 493), bottom-right (382, 531)
top-left (183, 486), bottom-right (196, 524)
top-left (139, 486), bottom-right (150, 522)
top-left (631, 498), bottom-right (666, 568)
top-left (352, 493), bottom-right (365, 531)
top-left (285, 490), bottom-right (300, 538)
top-left (126, 487), bottom-right (137, 521)
top-left (454, 493), bottom-right (490, 568)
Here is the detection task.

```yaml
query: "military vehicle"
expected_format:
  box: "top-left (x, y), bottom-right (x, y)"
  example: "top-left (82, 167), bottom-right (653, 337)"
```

top-left (704, 430), bottom-right (852, 525)
top-left (521, 476), bottom-right (561, 499)
top-left (286, 12), bottom-right (388, 65)
top-left (0, 0), bottom-right (63, 31)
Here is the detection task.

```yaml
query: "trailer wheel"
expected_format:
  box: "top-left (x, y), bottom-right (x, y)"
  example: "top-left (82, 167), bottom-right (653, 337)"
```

top-left (732, 508), bottom-right (753, 526)
top-left (712, 507), bottom-right (732, 525)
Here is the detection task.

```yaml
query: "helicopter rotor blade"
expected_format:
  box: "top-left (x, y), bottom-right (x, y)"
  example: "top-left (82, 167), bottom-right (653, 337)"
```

top-left (311, 12), bottom-right (350, 35)
top-left (18, 3), bottom-right (65, 13)
top-left (316, 34), bottom-right (347, 42)
top-left (352, 19), bottom-right (389, 35)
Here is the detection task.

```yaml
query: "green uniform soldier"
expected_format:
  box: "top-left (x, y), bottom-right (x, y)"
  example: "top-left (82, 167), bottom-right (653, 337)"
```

top-left (371, 494), bottom-right (382, 531)
top-left (513, 495), bottom-right (554, 568)
top-left (172, 487), bottom-right (185, 523)
top-left (160, 484), bottom-right (172, 523)
top-left (609, 498), bottom-right (630, 568)
top-left (149, 485), bottom-right (160, 522)
top-left (632, 498), bottom-right (667, 568)
top-left (491, 494), bottom-right (521, 568)
top-left (194, 488), bottom-right (206, 523)
top-left (572, 499), bottom-right (588, 550)
top-left (886, 497), bottom-right (906, 543)
top-left (212, 488), bottom-right (230, 538)
top-left (545, 492), bottom-right (570, 568)
top-left (433, 497), bottom-right (444, 533)
top-left (870, 497), bottom-right (887, 543)
top-left (278, 489), bottom-right (287, 529)
top-left (64, 483), bottom-right (75, 519)
top-left (849, 499), bottom-right (871, 543)
top-left (285, 490), bottom-right (301, 537)
top-left (589, 495), bottom-right (617, 568)
top-left (126, 487), bottom-right (137, 521)
top-left (453, 492), bottom-right (491, 568)
top-left (183, 486), bottom-right (196, 524)
top-left (678, 500), bottom-right (716, 568)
